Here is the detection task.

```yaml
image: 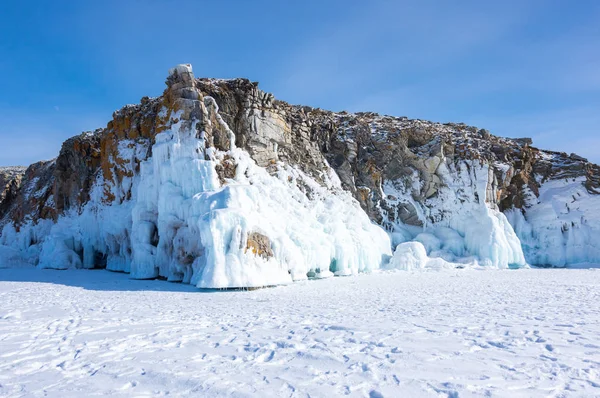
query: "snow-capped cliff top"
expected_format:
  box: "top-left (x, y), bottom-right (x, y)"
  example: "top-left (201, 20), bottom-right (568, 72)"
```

top-left (0, 166), bottom-right (27, 177)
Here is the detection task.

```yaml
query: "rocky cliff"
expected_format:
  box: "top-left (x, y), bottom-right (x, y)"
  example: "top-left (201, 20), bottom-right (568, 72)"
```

top-left (0, 167), bottom-right (26, 208)
top-left (1, 64), bottom-right (598, 284)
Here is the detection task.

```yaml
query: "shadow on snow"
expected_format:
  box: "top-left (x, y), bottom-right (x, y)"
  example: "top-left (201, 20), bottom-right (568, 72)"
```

top-left (0, 267), bottom-right (207, 293)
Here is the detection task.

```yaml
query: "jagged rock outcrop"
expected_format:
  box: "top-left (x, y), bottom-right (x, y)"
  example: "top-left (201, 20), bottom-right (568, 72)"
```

top-left (1, 63), bottom-right (599, 284)
top-left (0, 166), bottom-right (26, 208)
top-left (1, 162), bottom-right (55, 229)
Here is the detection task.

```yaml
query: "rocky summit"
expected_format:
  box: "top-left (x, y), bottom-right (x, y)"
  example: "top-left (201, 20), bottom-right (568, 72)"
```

top-left (0, 166), bottom-right (26, 214)
top-left (1, 64), bottom-right (599, 288)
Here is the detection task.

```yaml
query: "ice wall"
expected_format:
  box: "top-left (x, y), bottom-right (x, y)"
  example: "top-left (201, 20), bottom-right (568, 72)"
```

top-left (0, 70), bottom-right (391, 287)
top-left (505, 177), bottom-right (600, 266)
top-left (126, 103), bottom-right (390, 287)
top-left (383, 158), bottom-right (527, 269)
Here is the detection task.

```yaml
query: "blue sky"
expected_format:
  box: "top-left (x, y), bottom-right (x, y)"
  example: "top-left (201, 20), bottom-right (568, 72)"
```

top-left (1, 0), bottom-right (599, 166)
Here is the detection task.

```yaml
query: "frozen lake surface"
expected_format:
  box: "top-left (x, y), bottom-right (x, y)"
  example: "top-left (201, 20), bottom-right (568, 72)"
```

top-left (1, 268), bottom-right (599, 397)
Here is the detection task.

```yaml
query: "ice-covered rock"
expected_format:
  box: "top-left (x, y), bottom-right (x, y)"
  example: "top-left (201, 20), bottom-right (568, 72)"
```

top-left (506, 175), bottom-right (600, 266)
top-left (1, 63), bottom-right (599, 287)
top-left (0, 64), bottom-right (391, 288)
top-left (0, 245), bottom-right (25, 268)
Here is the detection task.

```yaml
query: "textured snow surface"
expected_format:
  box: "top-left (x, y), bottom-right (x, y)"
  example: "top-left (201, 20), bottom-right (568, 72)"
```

top-left (1, 268), bottom-right (599, 397)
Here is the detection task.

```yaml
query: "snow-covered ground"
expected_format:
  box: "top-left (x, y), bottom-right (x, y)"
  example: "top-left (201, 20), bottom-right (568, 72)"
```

top-left (1, 268), bottom-right (599, 397)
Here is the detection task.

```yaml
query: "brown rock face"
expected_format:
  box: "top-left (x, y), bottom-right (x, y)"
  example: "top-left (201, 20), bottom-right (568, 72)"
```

top-left (195, 78), bottom-right (332, 183)
top-left (0, 161), bottom-right (56, 230)
top-left (54, 133), bottom-right (102, 212)
top-left (0, 167), bottom-right (26, 225)
top-left (0, 167), bottom-right (25, 204)
top-left (246, 232), bottom-right (274, 259)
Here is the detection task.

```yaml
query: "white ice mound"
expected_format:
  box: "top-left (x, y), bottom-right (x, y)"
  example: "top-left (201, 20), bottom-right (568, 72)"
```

top-left (388, 242), bottom-right (428, 270)
top-left (388, 241), bottom-right (460, 271)
top-left (0, 245), bottom-right (26, 268)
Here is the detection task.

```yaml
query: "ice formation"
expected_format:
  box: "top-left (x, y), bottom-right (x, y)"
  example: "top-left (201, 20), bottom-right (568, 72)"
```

top-left (505, 176), bottom-right (600, 266)
top-left (127, 106), bottom-right (391, 287)
top-left (382, 157), bottom-right (527, 269)
top-left (0, 66), bottom-right (391, 288)
top-left (2, 63), bottom-right (600, 288)
top-left (388, 242), bottom-right (428, 271)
